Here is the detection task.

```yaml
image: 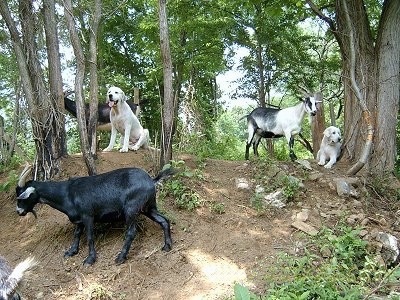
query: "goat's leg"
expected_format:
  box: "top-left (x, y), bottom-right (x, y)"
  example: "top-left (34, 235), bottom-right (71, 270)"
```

top-left (115, 221), bottom-right (138, 265)
top-left (253, 135), bottom-right (262, 156)
top-left (144, 209), bottom-right (172, 252)
top-left (64, 223), bottom-right (84, 257)
top-left (83, 218), bottom-right (97, 266)
top-left (288, 136), bottom-right (297, 161)
top-left (245, 127), bottom-right (256, 160)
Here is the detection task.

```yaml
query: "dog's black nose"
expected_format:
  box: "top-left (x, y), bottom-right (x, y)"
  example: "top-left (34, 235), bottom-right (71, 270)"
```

top-left (108, 94), bottom-right (113, 100)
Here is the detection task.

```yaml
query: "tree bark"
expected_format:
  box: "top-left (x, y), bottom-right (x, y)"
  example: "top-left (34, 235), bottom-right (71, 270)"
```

top-left (43, 0), bottom-right (68, 159)
top-left (309, 0), bottom-right (400, 175)
top-left (0, 0), bottom-right (65, 179)
top-left (64, 0), bottom-right (96, 175)
top-left (311, 92), bottom-right (325, 158)
top-left (88, 0), bottom-right (102, 157)
top-left (158, 0), bottom-right (175, 167)
top-left (370, 0), bottom-right (400, 173)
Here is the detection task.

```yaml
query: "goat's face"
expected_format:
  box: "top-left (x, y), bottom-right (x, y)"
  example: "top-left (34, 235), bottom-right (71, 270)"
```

top-left (107, 86), bottom-right (126, 108)
top-left (304, 97), bottom-right (318, 116)
top-left (15, 184), bottom-right (39, 218)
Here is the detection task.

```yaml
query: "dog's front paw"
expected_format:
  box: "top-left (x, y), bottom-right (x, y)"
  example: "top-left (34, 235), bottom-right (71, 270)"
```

top-left (103, 147), bottom-right (112, 152)
top-left (131, 145), bottom-right (140, 151)
top-left (318, 161), bottom-right (325, 166)
top-left (324, 163), bottom-right (333, 169)
top-left (119, 147), bottom-right (128, 153)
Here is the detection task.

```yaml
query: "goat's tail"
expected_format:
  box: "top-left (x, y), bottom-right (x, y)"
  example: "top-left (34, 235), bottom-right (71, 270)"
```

top-left (238, 115), bottom-right (248, 122)
top-left (2, 257), bottom-right (37, 297)
top-left (153, 166), bottom-right (176, 185)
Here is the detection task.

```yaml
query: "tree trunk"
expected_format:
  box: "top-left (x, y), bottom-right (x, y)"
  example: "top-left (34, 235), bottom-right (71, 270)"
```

top-left (0, 0), bottom-right (65, 179)
top-left (88, 0), bottom-right (102, 157)
top-left (64, 0), bottom-right (96, 175)
top-left (43, 0), bottom-right (67, 159)
top-left (370, 0), bottom-right (400, 173)
top-left (311, 92), bottom-right (325, 158)
top-left (311, 0), bottom-right (399, 175)
top-left (158, 0), bottom-right (175, 167)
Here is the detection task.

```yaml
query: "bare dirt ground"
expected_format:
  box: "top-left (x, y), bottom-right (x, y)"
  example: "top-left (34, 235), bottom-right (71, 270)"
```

top-left (1, 150), bottom-right (399, 300)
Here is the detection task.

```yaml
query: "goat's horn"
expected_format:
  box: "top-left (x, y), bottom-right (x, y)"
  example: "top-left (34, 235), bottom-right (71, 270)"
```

top-left (18, 163), bottom-right (32, 187)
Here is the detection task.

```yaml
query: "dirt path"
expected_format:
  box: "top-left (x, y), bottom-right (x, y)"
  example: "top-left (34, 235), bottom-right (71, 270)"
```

top-left (0, 151), bottom-right (398, 299)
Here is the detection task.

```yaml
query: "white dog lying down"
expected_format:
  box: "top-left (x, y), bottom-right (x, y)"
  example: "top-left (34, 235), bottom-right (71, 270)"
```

top-left (317, 126), bottom-right (342, 169)
top-left (103, 86), bottom-right (150, 153)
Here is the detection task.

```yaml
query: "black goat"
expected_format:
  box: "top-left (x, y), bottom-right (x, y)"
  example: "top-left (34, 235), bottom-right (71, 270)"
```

top-left (0, 255), bottom-right (36, 300)
top-left (63, 95), bottom-right (141, 129)
top-left (16, 164), bottom-right (174, 266)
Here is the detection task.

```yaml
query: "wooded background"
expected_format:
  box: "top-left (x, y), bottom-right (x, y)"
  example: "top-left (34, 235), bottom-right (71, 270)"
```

top-left (0, 0), bottom-right (398, 178)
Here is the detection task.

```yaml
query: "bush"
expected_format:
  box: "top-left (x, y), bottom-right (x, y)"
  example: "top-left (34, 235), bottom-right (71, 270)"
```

top-left (234, 225), bottom-right (399, 299)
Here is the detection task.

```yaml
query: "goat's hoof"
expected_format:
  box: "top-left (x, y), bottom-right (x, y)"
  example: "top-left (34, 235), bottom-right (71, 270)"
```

top-left (83, 256), bottom-right (96, 266)
top-left (115, 254), bottom-right (127, 265)
top-left (64, 249), bottom-right (78, 257)
top-left (162, 244), bottom-right (172, 252)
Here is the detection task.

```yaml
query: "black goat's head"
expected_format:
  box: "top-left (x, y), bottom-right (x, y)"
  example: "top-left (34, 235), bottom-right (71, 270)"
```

top-left (15, 164), bottom-right (38, 218)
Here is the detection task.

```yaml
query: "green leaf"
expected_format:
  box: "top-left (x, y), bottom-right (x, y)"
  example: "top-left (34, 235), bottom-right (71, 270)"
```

top-left (234, 283), bottom-right (250, 300)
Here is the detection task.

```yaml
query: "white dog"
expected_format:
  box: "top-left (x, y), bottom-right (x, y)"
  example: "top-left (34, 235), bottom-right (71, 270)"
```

top-left (317, 126), bottom-right (342, 169)
top-left (103, 86), bottom-right (150, 153)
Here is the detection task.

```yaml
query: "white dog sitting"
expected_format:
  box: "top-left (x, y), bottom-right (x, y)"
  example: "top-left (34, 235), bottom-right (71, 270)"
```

top-left (103, 86), bottom-right (150, 153)
top-left (317, 126), bottom-right (342, 169)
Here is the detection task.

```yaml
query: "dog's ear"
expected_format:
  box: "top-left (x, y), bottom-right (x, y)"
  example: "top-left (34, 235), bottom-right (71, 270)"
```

top-left (121, 90), bottom-right (126, 103)
top-left (323, 127), bottom-right (331, 137)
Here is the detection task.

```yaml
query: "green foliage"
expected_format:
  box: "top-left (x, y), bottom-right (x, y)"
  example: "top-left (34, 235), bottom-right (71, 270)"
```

top-left (209, 202), bottom-right (225, 214)
top-left (280, 175), bottom-right (301, 201)
top-left (234, 225), bottom-right (398, 299)
top-left (368, 173), bottom-right (400, 202)
top-left (159, 160), bottom-right (203, 211)
top-left (0, 170), bottom-right (18, 192)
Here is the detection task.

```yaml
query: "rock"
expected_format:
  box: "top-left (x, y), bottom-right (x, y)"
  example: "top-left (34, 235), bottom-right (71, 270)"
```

top-left (346, 213), bottom-right (365, 225)
top-left (291, 220), bottom-right (318, 236)
top-left (255, 184), bottom-right (264, 194)
top-left (236, 178), bottom-right (250, 190)
top-left (309, 172), bottom-right (323, 181)
top-left (296, 159), bottom-right (312, 170)
top-left (296, 209), bottom-right (310, 222)
top-left (376, 232), bottom-right (400, 266)
top-left (263, 190), bottom-right (287, 208)
top-left (335, 178), bottom-right (360, 198)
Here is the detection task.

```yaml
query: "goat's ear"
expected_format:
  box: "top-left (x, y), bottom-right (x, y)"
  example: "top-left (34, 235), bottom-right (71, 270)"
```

top-left (17, 187), bottom-right (35, 200)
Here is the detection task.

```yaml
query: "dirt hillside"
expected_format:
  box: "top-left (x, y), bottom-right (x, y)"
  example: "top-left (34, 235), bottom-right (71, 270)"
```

top-left (0, 150), bottom-right (399, 300)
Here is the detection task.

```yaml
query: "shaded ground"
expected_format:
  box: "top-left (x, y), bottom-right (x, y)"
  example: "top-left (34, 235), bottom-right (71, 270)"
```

top-left (0, 150), bottom-right (399, 299)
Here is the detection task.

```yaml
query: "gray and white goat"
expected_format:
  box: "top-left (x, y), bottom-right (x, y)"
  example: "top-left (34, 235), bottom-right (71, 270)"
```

top-left (0, 256), bottom-right (36, 300)
top-left (244, 96), bottom-right (319, 161)
top-left (15, 164), bottom-right (174, 266)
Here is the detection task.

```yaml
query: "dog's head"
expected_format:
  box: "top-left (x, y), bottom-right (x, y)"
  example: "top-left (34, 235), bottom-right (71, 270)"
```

top-left (323, 126), bottom-right (342, 144)
top-left (106, 86), bottom-right (126, 108)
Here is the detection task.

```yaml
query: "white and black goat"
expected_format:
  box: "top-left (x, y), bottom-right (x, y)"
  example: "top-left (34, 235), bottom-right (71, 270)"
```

top-left (15, 164), bottom-right (174, 266)
top-left (0, 255), bottom-right (36, 300)
top-left (244, 96), bottom-right (319, 161)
